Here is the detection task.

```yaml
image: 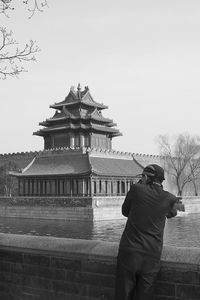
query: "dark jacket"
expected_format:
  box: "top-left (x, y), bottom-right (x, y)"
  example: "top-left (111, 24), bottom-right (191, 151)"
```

top-left (119, 182), bottom-right (177, 259)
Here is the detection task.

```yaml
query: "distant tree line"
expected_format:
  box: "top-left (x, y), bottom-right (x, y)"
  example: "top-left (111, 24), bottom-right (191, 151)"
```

top-left (0, 161), bottom-right (19, 196)
top-left (158, 133), bottom-right (200, 196)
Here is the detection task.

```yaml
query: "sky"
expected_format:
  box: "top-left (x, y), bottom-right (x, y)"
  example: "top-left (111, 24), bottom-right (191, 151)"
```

top-left (1, 0), bottom-right (200, 155)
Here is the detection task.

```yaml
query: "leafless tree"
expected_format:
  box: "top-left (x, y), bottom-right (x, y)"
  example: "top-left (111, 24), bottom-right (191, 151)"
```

top-left (0, 0), bottom-right (48, 18)
top-left (158, 133), bottom-right (200, 196)
top-left (0, 27), bottom-right (40, 79)
top-left (0, 161), bottom-right (19, 196)
top-left (0, 0), bottom-right (48, 78)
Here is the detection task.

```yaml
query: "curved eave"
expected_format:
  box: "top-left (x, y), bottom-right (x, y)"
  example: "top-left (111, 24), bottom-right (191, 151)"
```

top-left (39, 116), bottom-right (114, 127)
top-left (33, 131), bottom-right (45, 136)
top-left (13, 171), bottom-right (91, 178)
top-left (50, 101), bottom-right (108, 110)
top-left (91, 125), bottom-right (122, 134)
top-left (111, 132), bottom-right (123, 137)
top-left (91, 171), bottom-right (139, 178)
top-left (33, 124), bottom-right (122, 136)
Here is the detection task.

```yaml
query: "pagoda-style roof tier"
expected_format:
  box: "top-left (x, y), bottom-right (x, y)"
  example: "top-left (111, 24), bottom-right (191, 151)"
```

top-left (34, 84), bottom-right (122, 149)
top-left (39, 112), bottom-right (116, 128)
top-left (12, 148), bottom-right (143, 178)
top-left (33, 122), bottom-right (122, 137)
top-left (50, 85), bottom-right (108, 111)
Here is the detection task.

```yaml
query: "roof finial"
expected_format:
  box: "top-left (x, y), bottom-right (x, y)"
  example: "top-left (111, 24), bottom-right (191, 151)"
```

top-left (77, 83), bottom-right (81, 99)
top-left (70, 86), bottom-right (75, 93)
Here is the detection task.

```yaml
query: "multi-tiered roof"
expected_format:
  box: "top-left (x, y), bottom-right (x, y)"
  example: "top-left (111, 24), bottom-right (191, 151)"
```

top-left (12, 85), bottom-right (144, 198)
top-left (34, 84), bottom-right (122, 150)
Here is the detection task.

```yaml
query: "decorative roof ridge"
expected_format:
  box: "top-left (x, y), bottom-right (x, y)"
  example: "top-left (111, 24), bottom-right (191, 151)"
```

top-left (0, 148), bottom-right (163, 160)
top-left (69, 85), bottom-right (92, 101)
top-left (87, 148), bottom-right (134, 160)
top-left (0, 150), bottom-right (41, 159)
top-left (21, 157), bottom-right (36, 174)
top-left (87, 148), bottom-right (164, 160)
top-left (37, 146), bottom-right (88, 157)
top-left (81, 86), bottom-right (93, 102)
top-left (132, 152), bottom-right (163, 158)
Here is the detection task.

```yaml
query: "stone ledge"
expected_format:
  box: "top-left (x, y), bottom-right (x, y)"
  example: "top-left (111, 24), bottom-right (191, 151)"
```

top-left (0, 234), bottom-right (199, 266)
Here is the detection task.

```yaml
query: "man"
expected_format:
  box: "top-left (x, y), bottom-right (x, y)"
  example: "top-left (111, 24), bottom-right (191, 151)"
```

top-left (115, 164), bottom-right (177, 300)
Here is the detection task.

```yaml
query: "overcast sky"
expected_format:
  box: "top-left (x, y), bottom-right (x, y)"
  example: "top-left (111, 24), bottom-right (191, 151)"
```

top-left (1, 0), bottom-right (200, 155)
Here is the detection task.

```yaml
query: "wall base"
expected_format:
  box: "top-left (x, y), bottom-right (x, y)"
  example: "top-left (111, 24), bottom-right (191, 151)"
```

top-left (0, 234), bottom-right (199, 300)
top-left (0, 196), bottom-right (125, 221)
top-left (0, 196), bottom-right (199, 221)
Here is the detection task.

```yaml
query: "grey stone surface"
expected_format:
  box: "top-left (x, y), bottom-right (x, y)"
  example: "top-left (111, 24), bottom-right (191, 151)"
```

top-left (0, 233), bottom-right (199, 266)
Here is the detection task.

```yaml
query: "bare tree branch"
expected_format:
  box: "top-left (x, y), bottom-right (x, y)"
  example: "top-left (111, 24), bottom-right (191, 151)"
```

top-left (0, 27), bottom-right (40, 79)
top-left (0, 1), bottom-right (48, 78)
top-left (158, 133), bottom-right (200, 196)
top-left (26, 0), bottom-right (49, 19)
top-left (0, 0), bottom-right (48, 17)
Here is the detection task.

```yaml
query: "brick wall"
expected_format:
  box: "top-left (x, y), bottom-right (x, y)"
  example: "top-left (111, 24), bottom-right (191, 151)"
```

top-left (0, 234), bottom-right (199, 300)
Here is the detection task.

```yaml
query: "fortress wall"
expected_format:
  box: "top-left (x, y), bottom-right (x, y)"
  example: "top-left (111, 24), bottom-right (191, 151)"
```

top-left (0, 196), bottom-right (125, 221)
top-left (0, 151), bottom-right (38, 169)
top-left (0, 149), bottom-right (162, 169)
top-left (0, 196), bottom-right (199, 220)
top-left (0, 148), bottom-right (196, 196)
top-left (0, 234), bottom-right (199, 300)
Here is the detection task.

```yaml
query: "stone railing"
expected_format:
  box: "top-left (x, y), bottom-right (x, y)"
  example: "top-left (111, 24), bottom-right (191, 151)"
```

top-left (0, 234), bottom-right (199, 300)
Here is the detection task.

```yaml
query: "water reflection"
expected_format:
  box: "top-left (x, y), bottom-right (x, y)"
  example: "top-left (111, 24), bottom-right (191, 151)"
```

top-left (0, 213), bottom-right (199, 247)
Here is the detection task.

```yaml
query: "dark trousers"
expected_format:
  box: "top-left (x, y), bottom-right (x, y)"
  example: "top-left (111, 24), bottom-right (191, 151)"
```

top-left (115, 250), bottom-right (160, 300)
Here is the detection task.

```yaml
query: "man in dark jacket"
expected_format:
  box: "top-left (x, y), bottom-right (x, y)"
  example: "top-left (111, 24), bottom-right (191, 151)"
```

top-left (115, 164), bottom-right (177, 300)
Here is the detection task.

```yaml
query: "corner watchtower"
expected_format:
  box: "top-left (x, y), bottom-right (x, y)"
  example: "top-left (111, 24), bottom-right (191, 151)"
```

top-left (33, 84), bottom-right (122, 150)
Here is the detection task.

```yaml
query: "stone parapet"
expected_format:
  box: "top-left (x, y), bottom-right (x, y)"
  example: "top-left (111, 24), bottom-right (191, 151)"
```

top-left (0, 234), bottom-right (199, 299)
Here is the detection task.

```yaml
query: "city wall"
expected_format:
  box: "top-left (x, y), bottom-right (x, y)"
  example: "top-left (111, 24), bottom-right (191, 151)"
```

top-left (0, 148), bottom-right (198, 197)
top-left (0, 196), bottom-right (198, 220)
top-left (0, 196), bottom-right (125, 221)
top-left (0, 234), bottom-right (199, 300)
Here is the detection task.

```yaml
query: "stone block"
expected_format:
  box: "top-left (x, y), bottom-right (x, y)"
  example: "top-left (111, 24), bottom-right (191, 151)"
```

top-left (0, 250), bottom-right (23, 263)
top-left (87, 284), bottom-right (114, 300)
top-left (158, 267), bottom-right (200, 284)
top-left (23, 253), bottom-right (50, 267)
top-left (51, 257), bottom-right (81, 271)
top-left (84, 259), bottom-right (116, 275)
top-left (23, 264), bottom-right (65, 280)
top-left (0, 261), bottom-right (11, 273)
top-left (154, 281), bottom-right (175, 297)
top-left (65, 270), bottom-right (115, 288)
top-left (30, 276), bottom-right (52, 290)
top-left (51, 279), bottom-right (86, 295)
top-left (176, 284), bottom-right (200, 299)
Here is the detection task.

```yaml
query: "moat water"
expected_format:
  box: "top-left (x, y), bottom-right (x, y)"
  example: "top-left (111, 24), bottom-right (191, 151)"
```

top-left (0, 212), bottom-right (199, 247)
